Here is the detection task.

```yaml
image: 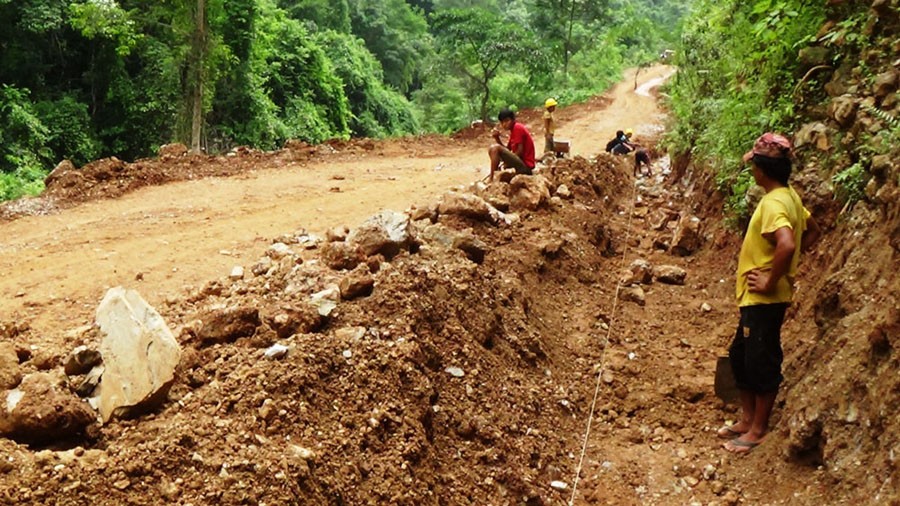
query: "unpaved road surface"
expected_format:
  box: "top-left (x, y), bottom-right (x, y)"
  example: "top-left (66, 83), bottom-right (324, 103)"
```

top-left (0, 66), bottom-right (675, 342)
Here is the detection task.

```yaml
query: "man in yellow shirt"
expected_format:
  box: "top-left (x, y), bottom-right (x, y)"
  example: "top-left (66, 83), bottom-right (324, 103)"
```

top-left (543, 98), bottom-right (557, 155)
top-left (719, 132), bottom-right (821, 454)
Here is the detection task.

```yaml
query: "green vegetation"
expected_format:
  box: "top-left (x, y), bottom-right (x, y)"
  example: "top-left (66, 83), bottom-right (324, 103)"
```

top-left (664, 0), bottom-right (827, 220)
top-left (0, 0), bottom-right (690, 201)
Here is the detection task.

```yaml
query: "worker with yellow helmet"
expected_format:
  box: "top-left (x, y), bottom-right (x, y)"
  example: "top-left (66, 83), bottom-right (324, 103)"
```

top-left (543, 98), bottom-right (558, 155)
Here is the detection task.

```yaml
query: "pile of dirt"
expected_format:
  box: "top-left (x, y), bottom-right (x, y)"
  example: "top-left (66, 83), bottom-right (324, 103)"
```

top-left (0, 155), bottom-right (642, 505)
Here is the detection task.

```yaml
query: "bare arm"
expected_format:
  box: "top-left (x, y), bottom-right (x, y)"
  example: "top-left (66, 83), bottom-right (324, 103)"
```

top-left (747, 226), bottom-right (795, 293)
top-left (801, 216), bottom-right (821, 252)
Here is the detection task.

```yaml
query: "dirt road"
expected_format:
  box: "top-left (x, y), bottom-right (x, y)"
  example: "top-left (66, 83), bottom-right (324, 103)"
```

top-left (0, 66), bottom-right (675, 341)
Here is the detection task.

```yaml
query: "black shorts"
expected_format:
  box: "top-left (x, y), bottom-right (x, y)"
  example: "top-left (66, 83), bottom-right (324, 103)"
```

top-left (729, 303), bottom-right (789, 393)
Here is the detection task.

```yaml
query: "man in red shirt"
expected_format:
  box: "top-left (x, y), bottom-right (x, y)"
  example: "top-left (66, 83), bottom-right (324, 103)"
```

top-left (487, 108), bottom-right (535, 182)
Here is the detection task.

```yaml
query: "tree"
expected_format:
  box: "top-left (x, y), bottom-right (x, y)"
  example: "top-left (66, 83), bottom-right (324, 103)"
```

top-left (431, 8), bottom-right (540, 120)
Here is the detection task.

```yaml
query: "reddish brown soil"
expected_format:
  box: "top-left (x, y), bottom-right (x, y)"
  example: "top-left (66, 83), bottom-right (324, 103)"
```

top-left (0, 65), bottom-right (898, 506)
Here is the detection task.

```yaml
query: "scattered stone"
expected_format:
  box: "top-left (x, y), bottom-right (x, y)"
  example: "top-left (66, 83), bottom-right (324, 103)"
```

top-left (830, 94), bottom-right (859, 128)
top-left (339, 266), bottom-right (375, 300)
top-left (445, 367), bottom-right (465, 378)
top-left (437, 192), bottom-right (499, 223)
top-left (0, 372), bottom-right (96, 444)
top-left (198, 306), bottom-right (261, 345)
top-left (540, 237), bottom-right (566, 258)
top-left (620, 285), bottom-right (646, 306)
top-left (94, 287), bottom-right (182, 422)
top-left (628, 259), bottom-right (654, 285)
top-left (409, 205), bottom-right (437, 223)
top-left (703, 464), bottom-right (717, 480)
top-left (555, 184), bottom-right (572, 199)
top-left (347, 210), bottom-right (413, 258)
top-left (266, 303), bottom-right (326, 338)
top-left (671, 215), bottom-right (702, 256)
top-left (309, 286), bottom-right (341, 317)
top-left (872, 69), bottom-right (899, 99)
top-left (342, 349), bottom-right (352, 359)
top-left (251, 257), bottom-right (273, 276)
top-left (267, 242), bottom-right (293, 260)
top-left (63, 346), bottom-right (103, 377)
top-left (550, 480), bottom-right (568, 491)
top-left (320, 241), bottom-right (366, 271)
top-left (290, 445), bottom-right (317, 462)
top-left (74, 366), bottom-right (104, 398)
top-left (263, 344), bottom-right (289, 360)
top-left (420, 224), bottom-right (488, 263)
top-left (701, 302), bottom-right (713, 313)
top-left (509, 175), bottom-right (551, 211)
top-left (258, 399), bottom-right (276, 423)
top-left (325, 226), bottom-right (350, 242)
top-left (229, 266), bottom-right (244, 281)
top-left (794, 122), bottom-right (832, 151)
top-left (655, 265), bottom-right (687, 285)
top-left (0, 342), bottom-right (22, 390)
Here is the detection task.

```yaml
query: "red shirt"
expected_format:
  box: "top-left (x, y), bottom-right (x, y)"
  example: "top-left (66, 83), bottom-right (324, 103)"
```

top-left (508, 121), bottom-right (535, 168)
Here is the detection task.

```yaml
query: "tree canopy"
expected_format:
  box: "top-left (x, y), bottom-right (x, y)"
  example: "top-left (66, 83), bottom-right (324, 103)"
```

top-left (0, 0), bottom-right (692, 200)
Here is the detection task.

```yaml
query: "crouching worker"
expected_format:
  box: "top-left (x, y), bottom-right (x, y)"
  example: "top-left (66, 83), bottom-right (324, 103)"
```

top-left (719, 132), bottom-right (822, 455)
top-left (487, 108), bottom-right (536, 182)
top-left (606, 129), bottom-right (651, 177)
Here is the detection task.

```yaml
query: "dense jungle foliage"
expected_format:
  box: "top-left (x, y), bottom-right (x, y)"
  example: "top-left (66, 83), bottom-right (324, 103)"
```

top-left (664, 0), bottom-right (900, 221)
top-left (0, 0), bottom-right (689, 200)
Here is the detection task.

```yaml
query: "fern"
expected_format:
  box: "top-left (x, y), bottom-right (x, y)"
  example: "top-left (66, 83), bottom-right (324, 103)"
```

top-left (862, 104), bottom-right (900, 129)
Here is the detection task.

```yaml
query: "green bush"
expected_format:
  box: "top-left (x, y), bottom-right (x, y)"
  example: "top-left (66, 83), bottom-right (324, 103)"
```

top-left (831, 162), bottom-right (868, 206)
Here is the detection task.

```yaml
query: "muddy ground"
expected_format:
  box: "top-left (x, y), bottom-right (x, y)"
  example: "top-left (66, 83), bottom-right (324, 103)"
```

top-left (0, 65), bottom-right (897, 505)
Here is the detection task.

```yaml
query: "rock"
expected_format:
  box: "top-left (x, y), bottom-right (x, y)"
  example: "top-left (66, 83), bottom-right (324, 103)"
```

top-left (0, 342), bottom-right (22, 390)
top-left (325, 226), bottom-right (350, 242)
top-left (309, 286), bottom-right (341, 317)
top-left (620, 285), bottom-right (646, 306)
top-left (64, 346), bottom-right (103, 376)
top-left (74, 366), bottom-right (104, 397)
top-left (871, 154), bottom-right (894, 180)
top-left (701, 302), bottom-right (713, 313)
top-left (43, 160), bottom-right (77, 187)
top-left (555, 184), bottom-right (572, 199)
top-left (794, 122), bottom-right (832, 151)
top-left (829, 94), bottom-right (859, 127)
top-left (409, 205), bottom-right (437, 223)
top-left (0, 372), bottom-right (96, 444)
top-left (158, 143), bottom-right (188, 159)
top-left (263, 344), bottom-right (289, 360)
top-left (550, 480), bottom-right (568, 491)
top-left (266, 304), bottom-right (325, 338)
top-left (229, 266), bottom-right (244, 281)
top-left (258, 399), bottom-right (276, 423)
top-left (94, 287), bottom-right (182, 422)
top-left (251, 257), bottom-right (273, 276)
top-left (198, 306), bottom-right (261, 345)
top-left (872, 69), bottom-right (899, 99)
top-left (655, 265), bottom-right (687, 285)
top-left (647, 209), bottom-right (671, 231)
top-left (798, 46), bottom-right (830, 68)
top-left (420, 224), bottom-right (488, 263)
top-left (540, 237), bottom-right (566, 258)
top-left (508, 175), bottom-right (551, 211)
top-left (671, 215), bottom-right (702, 256)
top-left (445, 367), bottom-right (465, 377)
top-left (339, 266), bottom-right (375, 300)
top-left (628, 259), bottom-right (654, 285)
top-left (266, 242), bottom-right (293, 260)
top-left (437, 192), bottom-right (499, 223)
top-left (320, 241), bottom-right (366, 271)
top-left (486, 195), bottom-right (510, 213)
top-left (347, 210), bottom-right (413, 258)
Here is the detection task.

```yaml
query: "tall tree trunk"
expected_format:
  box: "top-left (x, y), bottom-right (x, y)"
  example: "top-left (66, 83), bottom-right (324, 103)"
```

top-left (563, 0), bottom-right (577, 79)
top-left (190, 0), bottom-right (207, 154)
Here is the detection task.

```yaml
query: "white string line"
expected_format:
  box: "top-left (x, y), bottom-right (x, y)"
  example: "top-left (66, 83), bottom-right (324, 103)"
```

top-left (569, 173), bottom-right (641, 506)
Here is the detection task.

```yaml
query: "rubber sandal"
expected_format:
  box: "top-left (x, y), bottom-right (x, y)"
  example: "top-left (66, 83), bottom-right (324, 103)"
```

top-left (716, 425), bottom-right (745, 439)
top-left (723, 437), bottom-right (760, 454)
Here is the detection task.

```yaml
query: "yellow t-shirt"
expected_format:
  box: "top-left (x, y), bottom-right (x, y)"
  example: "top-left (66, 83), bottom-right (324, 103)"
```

top-left (736, 186), bottom-right (810, 306)
top-left (543, 110), bottom-right (555, 135)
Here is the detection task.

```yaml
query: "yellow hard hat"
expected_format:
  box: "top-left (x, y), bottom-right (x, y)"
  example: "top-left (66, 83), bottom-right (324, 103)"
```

top-left (545, 98), bottom-right (558, 108)
top-left (625, 128), bottom-right (634, 136)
